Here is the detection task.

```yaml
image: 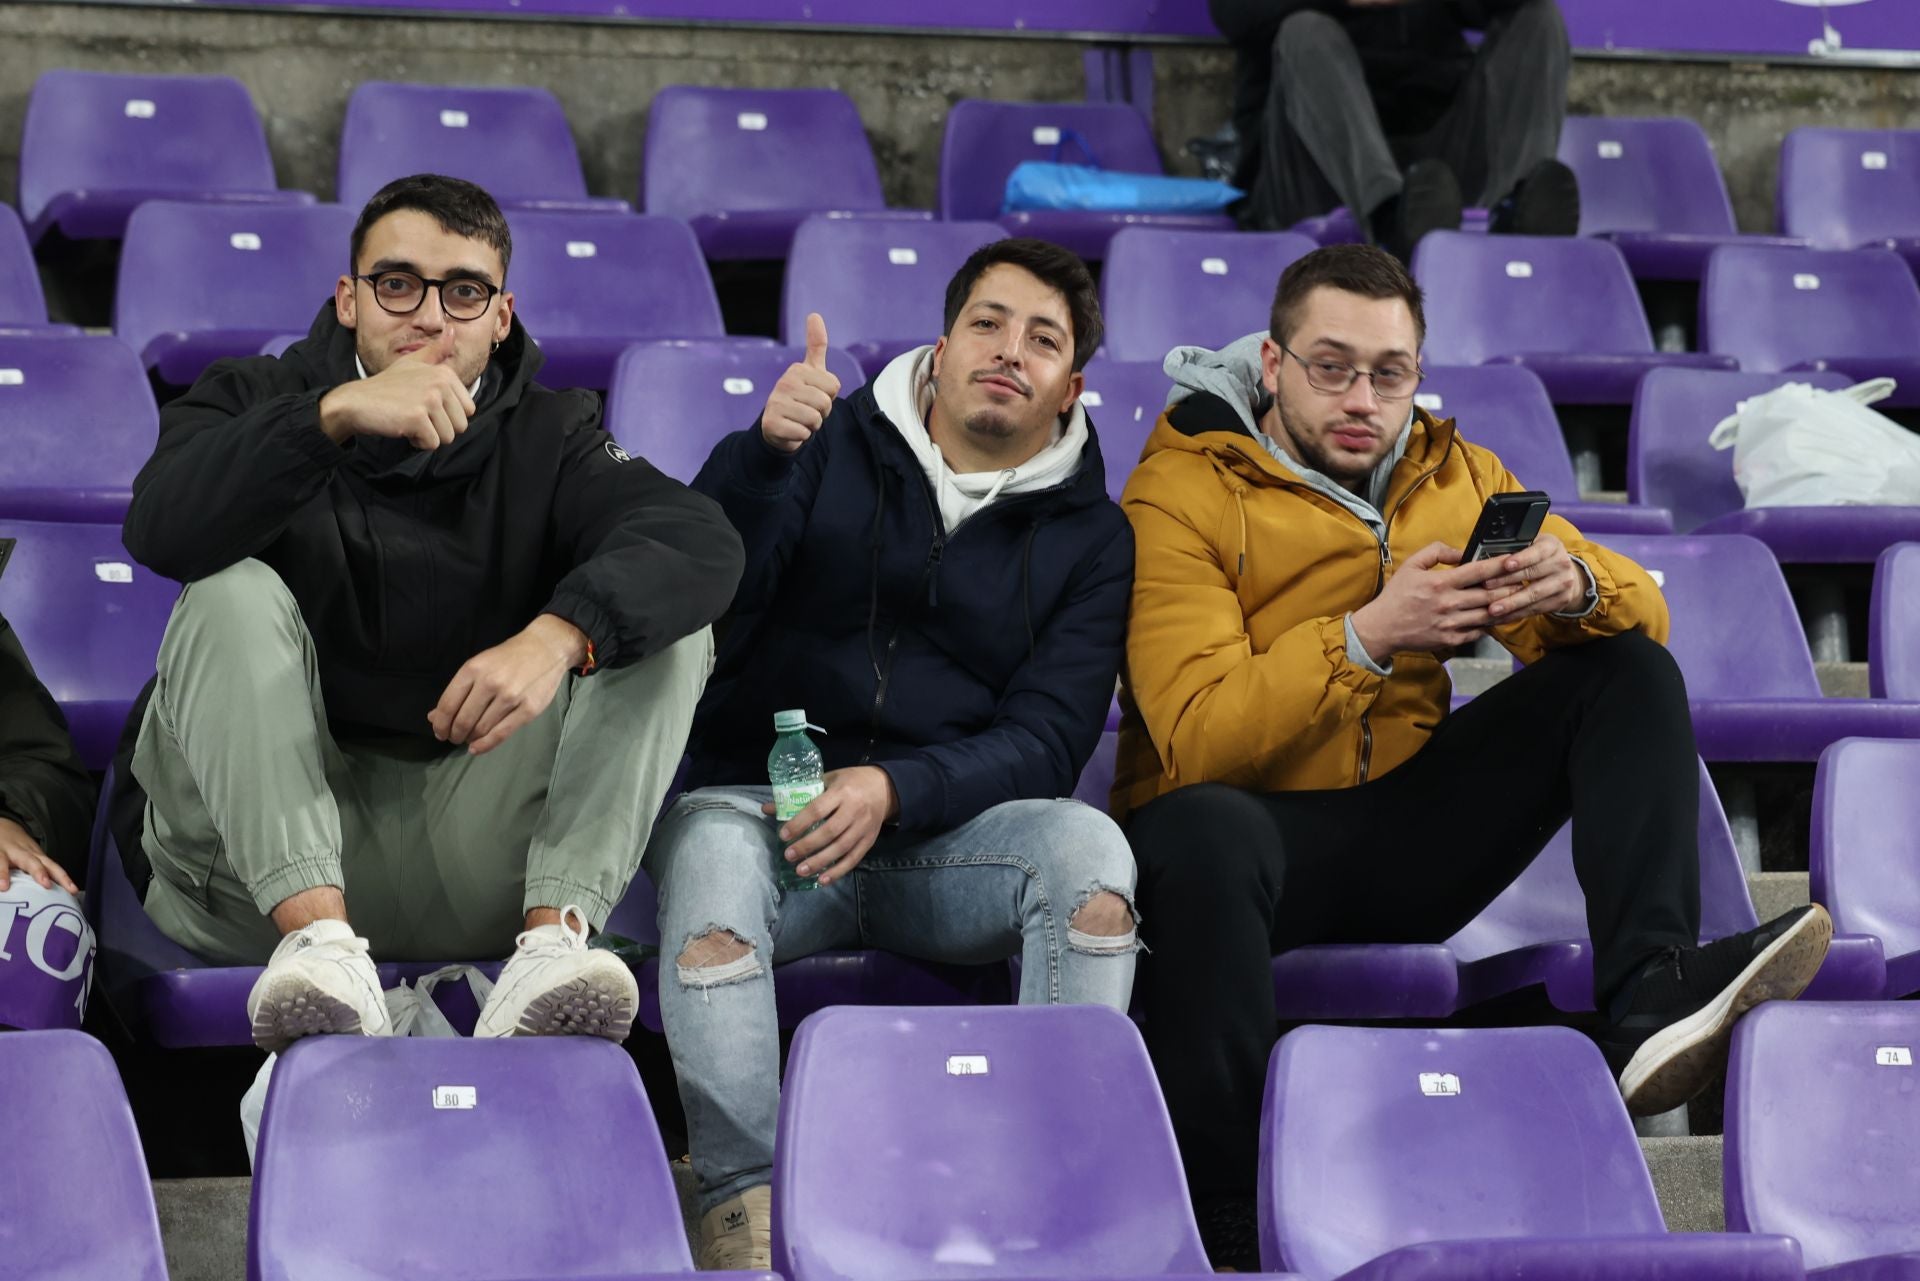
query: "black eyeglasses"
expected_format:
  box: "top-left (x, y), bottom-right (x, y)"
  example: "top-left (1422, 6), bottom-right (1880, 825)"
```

top-left (354, 271), bottom-right (501, 322)
top-left (1280, 344), bottom-right (1423, 401)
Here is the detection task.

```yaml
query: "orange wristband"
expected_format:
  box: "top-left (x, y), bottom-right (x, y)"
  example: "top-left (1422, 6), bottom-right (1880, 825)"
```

top-left (576, 639), bottom-right (597, 677)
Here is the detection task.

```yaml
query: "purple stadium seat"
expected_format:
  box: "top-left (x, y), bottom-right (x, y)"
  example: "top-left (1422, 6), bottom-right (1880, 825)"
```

top-left (258, 333), bottom-right (301, 358)
top-left (1601, 534), bottom-right (1920, 761)
top-left (642, 86), bottom-right (927, 260)
top-left (0, 202), bottom-right (77, 333)
top-left (252, 1037), bottom-right (770, 1281)
top-left (1701, 244), bottom-right (1920, 404)
top-left (939, 99), bottom-right (1236, 261)
top-left (1812, 738), bottom-right (1920, 998)
top-left (1871, 543), bottom-right (1920, 699)
top-left (1557, 116), bottom-right (1803, 281)
top-left (782, 216), bottom-right (1006, 377)
top-left (337, 81), bottom-right (629, 214)
top-left (18, 69), bottom-right (313, 246)
top-left (0, 520), bottom-right (175, 770)
top-left (0, 1031), bottom-right (168, 1281)
top-left (1625, 368), bottom-right (1920, 565)
top-left (503, 211), bottom-right (727, 391)
top-left (775, 1005), bottom-right (1245, 1281)
top-left (1416, 365), bottom-right (1673, 534)
top-left (1726, 1002), bottom-right (1920, 1275)
top-left (114, 201), bottom-right (356, 385)
top-left (1413, 231), bottom-right (1734, 404)
top-left (603, 339), bottom-right (865, 483)
top-left (1080, 359), bottom-right (1171, 500)
top-left (1778, 127), bottom-right (1920, 276)
top-left (0, 334), bottom-right (155, 521)
top-left (1259, 1025), bottom-right (1805, 1281)
top-left (1099, 228), bottom-right (1316, 362)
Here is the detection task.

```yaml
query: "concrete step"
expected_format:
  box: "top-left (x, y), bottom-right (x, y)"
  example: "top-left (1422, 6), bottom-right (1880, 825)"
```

top-left (1642, 1134), bottom-right (1725, 1233)
top-left (1749, 871), bottom-right (1813, 922)
top-left (155, 1177), bottom-right (249, 1281)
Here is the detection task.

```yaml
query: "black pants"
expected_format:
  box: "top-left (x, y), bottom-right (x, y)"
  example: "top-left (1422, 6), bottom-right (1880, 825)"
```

top-left (1215, 0), bottom-right (1571, 230)
top-left (1126, 632), bottom-right (1701, 1201)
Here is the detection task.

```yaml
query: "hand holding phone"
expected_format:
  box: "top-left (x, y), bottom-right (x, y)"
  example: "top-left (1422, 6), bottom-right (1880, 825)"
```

top-left (1461, 491), bottom-right (1550, 563)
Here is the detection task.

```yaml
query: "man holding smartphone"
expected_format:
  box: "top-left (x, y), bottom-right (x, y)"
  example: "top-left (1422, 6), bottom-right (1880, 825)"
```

top-left (1115, 244), bottom-right (1831, 1270)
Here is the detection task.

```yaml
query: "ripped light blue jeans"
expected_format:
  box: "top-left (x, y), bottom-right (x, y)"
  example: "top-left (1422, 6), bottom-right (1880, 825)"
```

top-left (646, 785), bottom-right (1139, 1212)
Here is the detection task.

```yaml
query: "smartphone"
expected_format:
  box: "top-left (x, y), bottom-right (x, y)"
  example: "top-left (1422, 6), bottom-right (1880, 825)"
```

top-left (1461, 491), bottom-right (1550, 563)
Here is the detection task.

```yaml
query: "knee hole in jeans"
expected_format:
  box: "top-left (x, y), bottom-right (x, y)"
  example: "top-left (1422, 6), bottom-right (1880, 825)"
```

top-left (1068, 888), bottom-right (1140, 955)
top-left (675, 926), bottom-right (762, 989)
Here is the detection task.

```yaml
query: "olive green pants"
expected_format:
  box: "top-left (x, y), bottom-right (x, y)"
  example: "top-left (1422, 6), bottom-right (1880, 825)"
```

top-left (132, 559), bottom-right (711, 965)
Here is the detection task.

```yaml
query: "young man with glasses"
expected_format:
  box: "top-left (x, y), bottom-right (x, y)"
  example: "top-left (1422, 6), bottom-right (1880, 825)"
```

top-left (1112, 244), bottom-right (1832, 1270)
top-left (118, 174), bottom-right (742, 1050)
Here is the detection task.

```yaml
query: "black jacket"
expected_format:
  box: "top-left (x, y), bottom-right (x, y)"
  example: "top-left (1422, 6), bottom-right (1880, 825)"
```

top-left (686, 380), bottom-right (1133, 833)
top-left (122, 303), bottom-right (743, 740)
top-left (0, 615), bottom-right (96, 886)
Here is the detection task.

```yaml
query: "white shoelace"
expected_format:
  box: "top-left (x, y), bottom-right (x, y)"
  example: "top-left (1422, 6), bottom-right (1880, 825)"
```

top-left (511, 904), bottom-right (591, 958)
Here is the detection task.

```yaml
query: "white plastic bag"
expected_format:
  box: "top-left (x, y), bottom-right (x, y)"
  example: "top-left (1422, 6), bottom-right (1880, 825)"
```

top-left (1709, 378), bottom-right (1920, 508)
top-left (238, 965), bottom-right (496, 1167)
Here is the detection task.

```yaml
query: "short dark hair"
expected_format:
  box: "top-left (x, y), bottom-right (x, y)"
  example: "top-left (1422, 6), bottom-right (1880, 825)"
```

top-left (942, 238), bottom-right (1103, 372)
top-left (349, 173), bottom-right (514, 280)
top-left (1269, 243), bottom-right (1426, 352)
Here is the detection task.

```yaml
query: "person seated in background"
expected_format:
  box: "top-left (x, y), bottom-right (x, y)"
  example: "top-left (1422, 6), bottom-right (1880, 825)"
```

top-left (1210, 0), bottom-right (1580, 259)
top-left (116, 173), bottom-right (742, 1051)
top-left (647, 238), bottom-right (1139, 1270)
top-left (1114, 244), bottom-right (1831, 1269)
top-left (0, 606), bottom-right (98, 1030)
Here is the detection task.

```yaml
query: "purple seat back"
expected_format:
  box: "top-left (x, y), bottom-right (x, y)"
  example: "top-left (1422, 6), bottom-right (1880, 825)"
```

top-left (1415, 365), bottom-right (1580, 501)
top-left (774, 1004), bottom-right (1209, 1281)
top-left (1601, 533), bottom-right (1821, 698)
top-left (1449, 758), bottom-right (1756, 967)
top-left (1701, 244), bottom-right (1920, 372)
top-left (1079, 359), bottom-right (1171, 500)
top-left (0, 204), bottom-right (52, 325)
top-left (0, 878), bottom-right (95, 1031)
top-left (1627, 368), bottom-right (1855, 532)
top-left (781, 216), bottom-right (1005, 366)
top-left (0, 334), bottom-right (157, 521)
top-left (1413, 231), bottom-right (1656, 365)
top-left (338, 82), bottom-right (596, 209)
top-left (0, 1030), bottom-right (167, 1280)
top-left (1811, 738), bottom-right (1920, 993)
top-left (251, 1037), bottom-right (693, 1280)
top-left (1100, 229), bottom-right (1316, 362)
top-left (0, 520), bottom-right (177, 769)
top-left (1870, 542), bottom-right (1920, 699)
top-left (1260, 1025), bottom-right (1664, 1277)
top-left (20, 69), bottom-right (284, 241)
top-left (1778, 127), bottom-right (1920, 251)
top-left (1070, 724), bottom-right (1121, 813)
top-left (114, 201), bottom-right (355, 375)
top-left (938, 99), bottom-right (1166, 222)
top-left (504, 211), bottom-right (723, 344)
top-left (1726, 1001), bottom-right (1920, 1269)
top-left (1558, 116), bottom-right (1737, 237)
top-left (603, 339), bottom-right (866, 483)
top-left (643, 86), bottom-right (886, 223)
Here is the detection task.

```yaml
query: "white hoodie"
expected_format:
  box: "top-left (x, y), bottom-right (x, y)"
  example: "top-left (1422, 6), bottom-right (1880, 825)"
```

top-left (872, 345), bottom-right (1090, 533)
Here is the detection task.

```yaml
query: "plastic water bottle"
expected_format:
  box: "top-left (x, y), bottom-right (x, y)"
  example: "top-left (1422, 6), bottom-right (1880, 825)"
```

top-left (768, 709), bottom-right (824, 892)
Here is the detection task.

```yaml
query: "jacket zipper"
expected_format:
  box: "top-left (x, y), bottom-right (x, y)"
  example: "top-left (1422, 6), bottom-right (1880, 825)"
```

top-left (862, 470), bottom-right (947, 764)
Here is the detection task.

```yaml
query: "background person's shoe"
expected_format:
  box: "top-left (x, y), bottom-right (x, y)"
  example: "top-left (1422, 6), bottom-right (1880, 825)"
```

top-left (246, 919), bottom-right (391, 1053)
top-left (1371, 159), bottom-right (1464, 263)
top-left (697, 1184), bottom-right (772, 1271)
top-left (1490, 157), bottom-right (1581, 236)
top-left (1603, 904), bottom-right (1832, 1116)
top-left (474, 904), bottom-right (638, 1042)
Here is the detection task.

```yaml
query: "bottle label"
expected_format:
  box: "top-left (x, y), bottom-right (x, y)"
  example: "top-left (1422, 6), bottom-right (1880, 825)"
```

top-left (773, 779), bottom-right (824, 823)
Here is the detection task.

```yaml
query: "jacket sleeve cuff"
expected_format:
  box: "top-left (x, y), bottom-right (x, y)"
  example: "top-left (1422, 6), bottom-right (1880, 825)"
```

top-left (874, 757), bottom-right (941, 832)
top-left (1550, 555), bottom-right (1602, 619)
top-left (287, 390), bottom-right (349, 465)
top-left (0, 793), bottom-right (47, 850)
top-left (542, 588), bottom-right (616, 670)
top-left (736, 419), bottom-right (800, 490)
top-left (1343, 613), bottom-right (1393, 677)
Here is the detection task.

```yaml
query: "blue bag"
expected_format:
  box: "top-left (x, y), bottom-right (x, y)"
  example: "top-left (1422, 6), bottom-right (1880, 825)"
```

top-left (1000, 128), bottom-right (1243, 215)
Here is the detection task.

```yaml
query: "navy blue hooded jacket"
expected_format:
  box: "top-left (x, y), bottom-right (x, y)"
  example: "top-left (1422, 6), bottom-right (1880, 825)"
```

top-left (686, 375), bottom-right (1133, 833)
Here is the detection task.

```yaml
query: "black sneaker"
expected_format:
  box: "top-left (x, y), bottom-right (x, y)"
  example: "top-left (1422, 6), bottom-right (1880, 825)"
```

top-left (1195, 1195), bottom-right (1260, 1273)
top-left (1600, 904), bottom-right (1832, 1116)
top-left (1490, 157), bottom-right (1581, 237)
top-left (1371, 159), bottom-right (1464, 263)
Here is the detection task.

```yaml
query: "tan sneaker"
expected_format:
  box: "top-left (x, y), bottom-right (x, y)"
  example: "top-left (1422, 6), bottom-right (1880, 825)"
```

top-left (697, 1184), bottom-right (772, 1271)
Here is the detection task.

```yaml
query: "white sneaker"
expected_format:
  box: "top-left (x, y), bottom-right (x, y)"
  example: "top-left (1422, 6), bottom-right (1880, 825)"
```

top-left (697, 1184), bottom-right (772, 1271)
top-left (246, 919), bottom-right (391, 1052)
top-left (473, 905), bottom-right (638, 1041)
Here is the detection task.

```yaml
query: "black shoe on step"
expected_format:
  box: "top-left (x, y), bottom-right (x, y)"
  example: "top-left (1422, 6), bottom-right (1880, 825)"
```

top-left (1195, 1195), bottom-right (1261, 1273)
top-left (1371, 159), bottom-right (1463, 263)
top-left (1491, 157), bottom-right (1581, 236)
top-left (1599, 904), bottom-right (1832, 1117)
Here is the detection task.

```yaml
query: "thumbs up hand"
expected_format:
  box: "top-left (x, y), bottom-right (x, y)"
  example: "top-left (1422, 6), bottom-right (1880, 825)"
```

top-left (761, 312), bottom-right (842, 454)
